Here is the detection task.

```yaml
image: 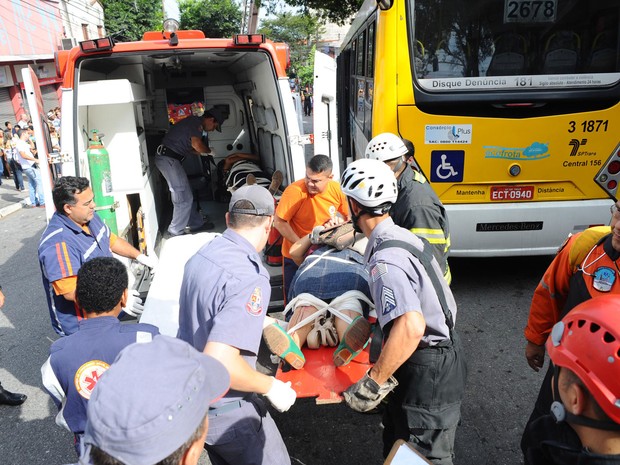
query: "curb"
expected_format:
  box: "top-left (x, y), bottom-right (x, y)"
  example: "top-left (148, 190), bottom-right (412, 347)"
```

top-left (0, 199), bottom-right (29, 219)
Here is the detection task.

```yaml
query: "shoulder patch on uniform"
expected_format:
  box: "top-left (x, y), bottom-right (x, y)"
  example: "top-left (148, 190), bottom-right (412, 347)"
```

top-left (74, 360), bottom-right (110, 400)
top-left (246, 287), bottom-right (263, 316)
top-left (371, 263), bottom-right (388, 282)
top-left (381, 286), bottom-right (397, 315)
top-left (593, 266), bottom-right (616, 292)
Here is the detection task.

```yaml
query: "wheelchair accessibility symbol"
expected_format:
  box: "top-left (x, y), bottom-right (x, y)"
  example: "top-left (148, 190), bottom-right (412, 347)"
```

top-left (431, 150), bottom-right (464, 183)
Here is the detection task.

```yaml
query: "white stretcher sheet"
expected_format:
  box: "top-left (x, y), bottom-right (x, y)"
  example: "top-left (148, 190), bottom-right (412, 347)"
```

top-left (140, 232), bottom-right (218, 336)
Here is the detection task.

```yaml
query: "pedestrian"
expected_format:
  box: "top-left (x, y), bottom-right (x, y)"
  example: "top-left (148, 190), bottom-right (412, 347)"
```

top-left (155, 107), bottom-right (226, 237)
top-left (79, 335), bottom-right (230, 465)
top-left (522, 295), bottom-right (620, 464)
top-left (16, 113), bottom-right (30, 130)
top-left (0, 285), bottom-right (27, 406)
top-left (38, 176), bottom-right (158, 336)
top-left (273, 154), bottom-right (349, 300)
top-left (302, 85), bottom-right (312, 116)
top-left (5, 134), bottom-right (24, 190)
top-left (521, 201), bottom-right (620, 457)
top-left (16, 128), bottom-right (44, 207)
top-left (0, 131), bottom-right (11, 182)
top-left (340, 158), bottom-right (467, 464)
top-left (365, 133), bottom-right (451, 282)
top-left (41, 257), bottom-right (160, 456)
top-left (178, 184), bottom-right (296, 465)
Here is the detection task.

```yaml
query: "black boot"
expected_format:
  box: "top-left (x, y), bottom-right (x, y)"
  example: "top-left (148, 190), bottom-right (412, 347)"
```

top-left (0, 383), bottom-right (27, 406)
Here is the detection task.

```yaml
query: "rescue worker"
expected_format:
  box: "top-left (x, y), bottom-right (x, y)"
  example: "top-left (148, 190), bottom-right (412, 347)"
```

top-left (41, 257), bottom-right (159, 455)
top-left (178, 184), bottom-right (296, 465)
top-left (38, 176), bottom-right (157, 336)
top-left (340, 158), bottom-right (467, 464)
top-left (80, 335), bottom-right (230, 465)
top-left (522, 295), bottom-right (620, 464)
top-left (155, 107), bottom-right (226, 237)
top-left (521, 201), bottom-right (620, 455)
top-left (365, 133), bottom-right (451, 283)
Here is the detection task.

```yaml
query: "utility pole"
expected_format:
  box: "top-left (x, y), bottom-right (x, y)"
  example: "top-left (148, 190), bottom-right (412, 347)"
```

top-left (248, 1), bottom-right (259, 34)
top-left (241, 1), bottom-right (259, 34)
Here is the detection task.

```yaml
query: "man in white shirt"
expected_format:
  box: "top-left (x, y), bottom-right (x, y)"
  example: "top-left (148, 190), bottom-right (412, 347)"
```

top-left (16, 128), bottom-right (44, 207)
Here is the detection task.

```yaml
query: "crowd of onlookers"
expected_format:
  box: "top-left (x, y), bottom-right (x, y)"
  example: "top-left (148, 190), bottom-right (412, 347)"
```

top-left (0, 108), bottom-right (61, 206)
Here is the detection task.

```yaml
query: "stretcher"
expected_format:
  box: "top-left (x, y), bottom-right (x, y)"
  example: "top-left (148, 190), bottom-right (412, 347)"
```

top-left (275, 343), bottom-right (374, 404)
top-left (141, 232), bottom-right (376, 404)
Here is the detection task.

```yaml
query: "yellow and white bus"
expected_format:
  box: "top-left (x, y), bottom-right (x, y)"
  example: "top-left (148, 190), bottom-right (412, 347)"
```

top-left (336, 0), bottom-right (619, 256)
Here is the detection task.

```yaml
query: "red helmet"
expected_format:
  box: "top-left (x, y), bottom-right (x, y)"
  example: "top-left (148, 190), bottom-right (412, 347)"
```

top-left (546, 295), bottom-right (620, 423)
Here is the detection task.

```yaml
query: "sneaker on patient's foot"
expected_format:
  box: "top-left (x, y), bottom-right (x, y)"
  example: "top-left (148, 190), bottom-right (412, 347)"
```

top-left (333, 316), bottom-right (371, 367)
top-left (263, 323), bottom-right (305, 370)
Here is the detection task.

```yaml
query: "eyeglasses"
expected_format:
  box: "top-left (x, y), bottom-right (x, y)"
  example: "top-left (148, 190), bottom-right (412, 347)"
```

top-left (610, 204), bottom-right (620, 218)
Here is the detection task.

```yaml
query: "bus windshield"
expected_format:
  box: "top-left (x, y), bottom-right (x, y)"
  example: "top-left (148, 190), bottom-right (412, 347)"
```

top-left (411, 0), bottom-right (620, 92)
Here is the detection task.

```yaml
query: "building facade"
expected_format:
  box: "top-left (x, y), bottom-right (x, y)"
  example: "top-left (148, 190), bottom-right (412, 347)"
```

top-left (0, 0), bottom-right (105, 126)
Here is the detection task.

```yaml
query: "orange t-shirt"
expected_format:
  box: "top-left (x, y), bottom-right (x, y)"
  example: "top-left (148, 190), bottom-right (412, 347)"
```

top-left (276, 179), bottom-right (349, 258)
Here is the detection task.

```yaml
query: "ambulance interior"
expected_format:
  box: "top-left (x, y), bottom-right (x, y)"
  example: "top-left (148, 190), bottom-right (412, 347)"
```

top-left (73, 48), bottom-right (302, 308)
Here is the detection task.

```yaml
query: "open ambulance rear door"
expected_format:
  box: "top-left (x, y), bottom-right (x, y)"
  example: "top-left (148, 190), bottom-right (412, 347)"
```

top-left (22, 66), bottom-right (57, 220)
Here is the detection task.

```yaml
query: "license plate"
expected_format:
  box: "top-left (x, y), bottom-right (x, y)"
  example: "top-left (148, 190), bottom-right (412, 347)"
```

top-left (490, 185), bottom-right (534, 201)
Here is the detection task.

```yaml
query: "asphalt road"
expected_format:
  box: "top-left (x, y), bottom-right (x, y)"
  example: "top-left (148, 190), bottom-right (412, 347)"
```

top-left (0, 206), bottom-right (553, 465)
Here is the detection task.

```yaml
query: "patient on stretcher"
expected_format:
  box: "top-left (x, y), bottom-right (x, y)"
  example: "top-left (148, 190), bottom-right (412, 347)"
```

top-left (263, 222), bottom-right (374, 369)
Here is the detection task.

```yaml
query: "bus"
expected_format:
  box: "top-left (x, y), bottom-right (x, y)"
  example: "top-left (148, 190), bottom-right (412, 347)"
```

top-left (336, 0), bottom-right (620, 256)
top-left (24, 23), bottom-right (307, 316)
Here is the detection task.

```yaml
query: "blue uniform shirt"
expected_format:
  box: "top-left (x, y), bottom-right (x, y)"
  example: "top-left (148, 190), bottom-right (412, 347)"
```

top-left (38, 212), bottom-right (113, 336)
top-left (364, 218), bottom-right (454, 346)
top-left (178, 229), bottom-right (269, 405)
top-left (41, 316), bottom-right (159, 434)
top-left (162, 115), bottom-right (203, 155)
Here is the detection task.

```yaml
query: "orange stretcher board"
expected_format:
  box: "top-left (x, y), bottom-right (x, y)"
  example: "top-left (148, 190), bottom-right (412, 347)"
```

top-left (276, 340), bottom-right (374, 405)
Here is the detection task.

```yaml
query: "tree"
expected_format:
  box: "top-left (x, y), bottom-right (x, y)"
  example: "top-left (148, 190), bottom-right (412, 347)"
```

top-left (258, 13), bottom-right (324, 85)
top-left (99, 0), bottom-right (163, 42)
top-left (260, 0), bottom-right (363, 25)
top-left (179, 0), bottom-right (242, 38)
top-left (296, 45), bottom-right (316, 86)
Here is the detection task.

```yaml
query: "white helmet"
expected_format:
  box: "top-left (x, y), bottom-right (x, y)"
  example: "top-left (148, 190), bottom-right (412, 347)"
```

top-left (340, 159), bottom-right (398, 211)
top-left (365, 133), bottom-right (408, 162)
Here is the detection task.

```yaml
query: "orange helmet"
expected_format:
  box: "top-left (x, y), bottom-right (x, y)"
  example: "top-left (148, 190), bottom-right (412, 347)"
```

top-left (547, 295), bottom-right (620, 424)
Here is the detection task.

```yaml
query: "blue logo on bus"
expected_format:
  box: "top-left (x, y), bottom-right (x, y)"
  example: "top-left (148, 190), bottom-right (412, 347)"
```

top-left (431, 151), bottom-right (464, 182)
top-left (483, 142), bottom-right (549, 160)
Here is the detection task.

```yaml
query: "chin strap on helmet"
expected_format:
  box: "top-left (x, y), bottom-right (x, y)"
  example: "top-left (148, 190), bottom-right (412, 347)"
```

top-left (551, 365), bottom-right (620, 432)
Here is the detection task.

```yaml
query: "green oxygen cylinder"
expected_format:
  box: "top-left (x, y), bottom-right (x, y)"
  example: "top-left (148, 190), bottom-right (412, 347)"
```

top-left (87, 130), bottom-right (118, 234)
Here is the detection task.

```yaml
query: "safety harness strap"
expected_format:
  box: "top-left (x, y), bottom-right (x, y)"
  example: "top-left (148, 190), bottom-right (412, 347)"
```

top-left (375, 239), bottom-right (454, 331)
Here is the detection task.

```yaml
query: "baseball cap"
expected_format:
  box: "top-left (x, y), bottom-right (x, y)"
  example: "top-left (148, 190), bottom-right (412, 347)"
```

top-left (81, 335), bottom-right (229, 465)
top-left (229, 184), bottom-right (275, 216)
top-left (204, 107), bottom-right (227, 132)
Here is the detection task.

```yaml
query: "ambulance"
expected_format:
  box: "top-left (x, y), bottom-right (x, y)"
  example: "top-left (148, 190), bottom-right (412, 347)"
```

top-left (23, 22), bottom-right (340, 313)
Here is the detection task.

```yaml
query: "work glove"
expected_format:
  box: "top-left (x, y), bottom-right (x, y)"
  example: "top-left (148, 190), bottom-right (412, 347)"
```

top-left (123, 289), bottom-right (145, 317)
top-left (264, 377), bottom-right (297, 412)
top-left (136, 253), bottom-right (158, 269)
top-left (343, 369), bottom-right (398, 413)
top-left (309, 225), bottom-right (325, 244)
